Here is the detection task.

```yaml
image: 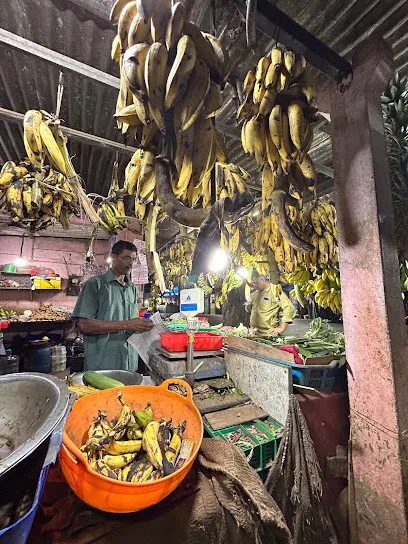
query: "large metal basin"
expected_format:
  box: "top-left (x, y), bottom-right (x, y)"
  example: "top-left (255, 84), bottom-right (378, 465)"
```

top-left (0, 373), bottom-right (70, 477)
top-left (70, 369), bottom-right (143, 386)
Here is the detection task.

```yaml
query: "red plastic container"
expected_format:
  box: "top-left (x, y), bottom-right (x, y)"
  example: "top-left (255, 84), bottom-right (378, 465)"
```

top-left (160, 332), bottom-right (223, 352)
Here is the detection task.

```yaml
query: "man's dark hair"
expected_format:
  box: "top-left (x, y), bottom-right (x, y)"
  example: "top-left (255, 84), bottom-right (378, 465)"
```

top-left (111, 240), bottom-right (137, 255)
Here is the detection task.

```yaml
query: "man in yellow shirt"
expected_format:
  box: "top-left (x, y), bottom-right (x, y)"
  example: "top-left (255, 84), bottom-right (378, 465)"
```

top-left (249, 275), bottom-right (296, 337)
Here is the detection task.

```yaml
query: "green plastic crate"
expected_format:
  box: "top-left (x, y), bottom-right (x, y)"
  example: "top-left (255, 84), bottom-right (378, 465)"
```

top-left (203, 417), bottom-right (282, 476)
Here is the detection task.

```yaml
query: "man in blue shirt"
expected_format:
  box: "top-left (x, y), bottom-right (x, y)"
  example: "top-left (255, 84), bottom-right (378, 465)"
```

top-left (73, 240), bottom-right (153, 371)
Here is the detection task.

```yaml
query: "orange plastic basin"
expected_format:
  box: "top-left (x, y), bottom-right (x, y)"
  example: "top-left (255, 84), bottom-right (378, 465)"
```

top-left (60, 379), bottom-right (203, 513)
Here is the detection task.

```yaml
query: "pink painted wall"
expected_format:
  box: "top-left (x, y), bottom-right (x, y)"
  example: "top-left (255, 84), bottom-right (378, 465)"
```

top-left (0, 214), bottom-right (144, 314)
top-left (0, 234), bottom-right (109, 312)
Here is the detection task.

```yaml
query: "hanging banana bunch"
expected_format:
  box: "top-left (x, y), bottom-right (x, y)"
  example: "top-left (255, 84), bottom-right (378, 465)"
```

top-left (214, 163), bottom-right (250, 204)
top-left (97, 160), bottom-right (129, 235)
top-left (6, 108), bottom-right (101, 231)
top-left (285, 199), bottom-right (342, 313)
top-left (162, 235), bottom-right (196, 288)
top-left (239, 46), bottom-right (319, 255)
top-left (0, 114), bottom-right (82, 231)
top-left (110, 0), bottom-right (235, 216)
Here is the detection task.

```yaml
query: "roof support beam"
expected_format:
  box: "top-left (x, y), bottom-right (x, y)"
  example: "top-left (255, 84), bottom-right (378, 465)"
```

top-left (65, 0), bottom-right (111, 21)
top-left (0, 107), bottom-right (136, 156)
top-left (0, 29), bottom-right (120, 89)
top-left (236, 0), bottom-right (352, 81)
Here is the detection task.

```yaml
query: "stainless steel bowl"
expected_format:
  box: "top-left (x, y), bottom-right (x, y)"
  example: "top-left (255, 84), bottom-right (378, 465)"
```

top-left (70, 369), bottom-right (143, 386)
top-left (0, 373), bottom-right (70, 477)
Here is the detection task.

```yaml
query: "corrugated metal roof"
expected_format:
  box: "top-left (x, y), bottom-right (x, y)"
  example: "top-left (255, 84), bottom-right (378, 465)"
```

top-left (0, 0), bottom-right (406, 205)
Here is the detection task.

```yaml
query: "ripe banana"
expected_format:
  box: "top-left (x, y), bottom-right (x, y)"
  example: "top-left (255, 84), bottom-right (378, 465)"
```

top-left (245, 116), bottom-right (266, 165)
top-left (204, 80), bottom-right (223, 118)
top-left (183, 22), bottom-right (220, 79)
top-left (253, 56), bottom-right (270, 104)
top-left (39, 122), bottom-right (66, 174)
top-left (258, 87), bottom-right (277, 117)
top-left (243, 69), bottom-right (256, 96)
top-left (265, 48), bottom-right (282, 88)
top-left (287, 102), bottom-right (304, 152)
top-left (181, 58), bottom-right (210, 131)
top-left (165, 421), bottom-right (186, 466)
top-left (93, 460), bottom-right (119, 480)
top-left (165, 2), bottom-right (185, 50)
top-left (150, 0), bottom-right (171, 43)
top-left (191, 117), bottom-right (213, 187)
top-left (143, 420), bottom-right (163, 472)
top-left (103, 439), bottom-right (143, 455)
top-left (104, 453), bottom-right (138, 470)
top-left (101, 393), bottom-right (132, 444)
top-left (269, 105), bottom-right (282, 150)
top-left (298, 153), bottom-right (317, 188)
top-left (165, 35), bottom-right (197, 109)
top-left (128, 13), bottom-right (151, 47)
top-left (204, 33), bottom-right (231, 83)
top-left (118, 1), bottom-right (138, 52)
top-left (123, 42), bottom-right (151, 96)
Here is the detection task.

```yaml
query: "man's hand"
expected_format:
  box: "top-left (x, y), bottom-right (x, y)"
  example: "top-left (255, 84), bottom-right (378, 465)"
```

top-left (127, 317), bottom-right (154, 333)
top-left (267, 323), bottom-right (288, 336)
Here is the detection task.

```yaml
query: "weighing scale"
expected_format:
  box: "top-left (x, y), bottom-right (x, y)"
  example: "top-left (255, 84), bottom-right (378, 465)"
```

top-left (150, 288), bottom-right (226, 386)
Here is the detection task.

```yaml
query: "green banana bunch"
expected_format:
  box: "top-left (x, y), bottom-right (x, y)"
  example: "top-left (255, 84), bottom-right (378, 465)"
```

top-left (133, 403), bottom-right (153, 428)
top-left (97, 200), bottom-right (128, 235)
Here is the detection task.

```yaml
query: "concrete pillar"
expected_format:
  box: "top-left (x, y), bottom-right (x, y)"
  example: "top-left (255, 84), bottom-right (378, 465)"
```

top-left (319, 37), bottom-right (408, 543)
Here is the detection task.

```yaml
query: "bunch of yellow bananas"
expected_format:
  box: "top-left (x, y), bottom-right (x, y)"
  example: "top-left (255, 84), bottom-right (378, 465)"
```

top-left (214, 162), bottom-right (250, 205)
top-left (0, 159), bottom-right (79, 231)
top-left (295, 268), bottom-right (341, 313)
top-left (81, 392), bottom-right (192, 482)
top-left (162, 236), bottom-right (196, 287)
top-left (287, 266), bottom-right (313, 308)
top-left (313, 268), bottom-right (342, 313)
top-left (211, 267), bottom-right (244, 309)
top-left (95, 160), bottom-right (129, 235)
top-left (68, 384), bottom-right (99, 398)
top-left (197, 273), bottom-right (213, 295)
top-left (307, 201), bottom-right (338, 268)
top-left (24, 110), bottom-right (98, 230)
top-left (271, 284), bottom-right (283, 297)
top-left (239, 46), bottom-right (319, 255)
top-left (252, 209), bottom-right (299, 275)
top-left (220, 223), bottom-right (241, 257)
top-left (287, 266), bottom-right (311, 286)
top-left (111, 0), bottom-right (232, 212)
top-left (123, 148), bottom-right (155, 222)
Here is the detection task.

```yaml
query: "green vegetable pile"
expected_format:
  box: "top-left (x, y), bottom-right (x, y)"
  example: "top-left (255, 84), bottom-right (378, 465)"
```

top-left (256, 318), bottom-right (345, 358)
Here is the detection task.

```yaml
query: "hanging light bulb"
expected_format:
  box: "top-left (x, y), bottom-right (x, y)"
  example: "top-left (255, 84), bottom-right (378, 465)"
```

top-left (106, 256), bottom-right (112, 264)
top-left (14, 235), bottom-right (28, 267)
top-left (209, 249), bottom-right (229, 272)
top-left (14, 255), bottom-right (28, 267)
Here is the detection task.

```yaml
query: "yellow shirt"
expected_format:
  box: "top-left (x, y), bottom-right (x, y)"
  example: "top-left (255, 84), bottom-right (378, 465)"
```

top-left (250, 285), bottom-right (296, 336)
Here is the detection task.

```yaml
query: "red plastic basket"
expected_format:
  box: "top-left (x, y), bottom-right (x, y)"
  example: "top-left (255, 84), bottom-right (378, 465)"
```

top-left (160, 332), bottom-right (223, 353)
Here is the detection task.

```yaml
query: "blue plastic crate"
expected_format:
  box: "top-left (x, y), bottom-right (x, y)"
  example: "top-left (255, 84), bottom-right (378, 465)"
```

top-left (290, 360), bottom-right (340, 391)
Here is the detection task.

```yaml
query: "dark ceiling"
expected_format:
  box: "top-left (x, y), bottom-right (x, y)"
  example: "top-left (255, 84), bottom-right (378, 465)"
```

top-left (0, 0), bottom-right (406, 241)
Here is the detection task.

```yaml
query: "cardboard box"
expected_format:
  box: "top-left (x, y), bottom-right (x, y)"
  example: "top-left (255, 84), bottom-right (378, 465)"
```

top-left (32, 276), bottom-right (61, 290)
